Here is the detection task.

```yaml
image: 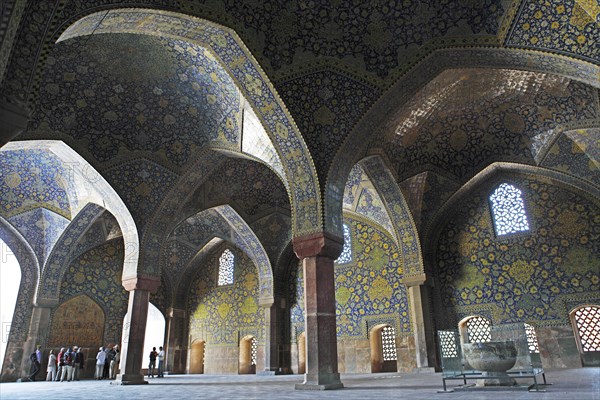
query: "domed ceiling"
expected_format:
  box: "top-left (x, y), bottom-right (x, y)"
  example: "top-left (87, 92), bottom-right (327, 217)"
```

top-left (378, 68), bottom-right (598, 183)
top-left (24, 33), bottom-right (242, 172)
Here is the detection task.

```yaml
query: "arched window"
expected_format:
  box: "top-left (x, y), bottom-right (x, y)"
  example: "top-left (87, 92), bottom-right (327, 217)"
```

top-left (459, 316), bottom-right (491, 343)
top-left (336, 224), bottom-right (352, 264)
top-left (218, 249), bottom-right (234, 286)
top-left (489, 183), bottom-right (530, 236)
top-left (572, 306), bottom-right (600, 352)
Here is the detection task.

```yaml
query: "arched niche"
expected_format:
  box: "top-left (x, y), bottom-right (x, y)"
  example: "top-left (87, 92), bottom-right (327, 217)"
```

top-left (189, 339), bottom-right (205, 374)
top-left (239, 335), bottom-right (256, 375)
top-left (369, 324), bottom-right (398, 373)
top-left (48, 295), bottom-right (105, 348)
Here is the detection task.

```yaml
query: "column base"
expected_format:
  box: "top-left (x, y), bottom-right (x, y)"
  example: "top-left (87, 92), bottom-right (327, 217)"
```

top-left (295, 373), bottom-right (344, 390)
top-left (112, 373), bottom-right (148, 385)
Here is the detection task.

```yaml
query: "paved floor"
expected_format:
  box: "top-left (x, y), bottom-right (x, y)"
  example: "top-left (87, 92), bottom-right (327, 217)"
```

top-left (1, 368), bottom-right (598, 399)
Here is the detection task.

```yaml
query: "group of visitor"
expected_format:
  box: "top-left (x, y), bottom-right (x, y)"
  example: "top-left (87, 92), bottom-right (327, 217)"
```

top-left (26, 345), bottom-right (85, 382)
top-left (147, 346), bottom-right (165, 378)
top-left (95, 345), bottom-right (120, 380)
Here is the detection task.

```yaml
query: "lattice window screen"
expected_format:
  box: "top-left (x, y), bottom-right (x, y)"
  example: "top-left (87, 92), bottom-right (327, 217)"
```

top-left (524, 323), bottom-right (540, 353)
top-left (490, 183), bottom-right (530, 236)
top-left (251, 337), bottom-right (257, 366)
top-left (574, 306), bottom-right (600, 352)
top-left (218, 249), bottom-right (234, 286)
top-left (466, 316), bottom-right (491, 343)
top-left (439, 330), bottom-right (459, 358)
top-left (381, 325), bottom-right (397, 361)
top-left (336, 224), bottom-right (352, 264)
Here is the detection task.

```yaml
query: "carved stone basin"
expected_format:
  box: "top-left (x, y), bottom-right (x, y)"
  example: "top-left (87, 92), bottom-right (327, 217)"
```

top-left (462, 341), bottom-right (518, 386)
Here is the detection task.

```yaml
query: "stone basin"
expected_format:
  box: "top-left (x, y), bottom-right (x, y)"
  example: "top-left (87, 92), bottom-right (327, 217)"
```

top-left (462, 341), bottom-right (518, 386)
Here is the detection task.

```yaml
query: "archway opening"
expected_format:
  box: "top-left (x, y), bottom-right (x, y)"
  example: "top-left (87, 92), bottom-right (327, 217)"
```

top-left (239, 335), bottom-right (256, 374)
top-left (370, 324), bottom-right (398, 373)
top-left (0, 240), bottom-right (21, 371)
top-left (123, 302), bottom-right (165, 373)
top-left (189, 340), bottom-right (205, 374)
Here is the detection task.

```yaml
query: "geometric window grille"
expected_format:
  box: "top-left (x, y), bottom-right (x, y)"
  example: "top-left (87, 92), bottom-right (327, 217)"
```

top-left (251, 337), bottom-right (257, 366)
top-left (489, 183), bottom-right (530, 236)
top-left (217, 249), bottom-right (234, 286)
top-left (381, 325), bottom-right (397, 361)
top-left (439, 330), bottom-right (459, 358)
top-left (524, 323), bottom-right (540, 353)
top-left (574, 306), bottom-right (600, 352)
top-left (466, 316), bottom-right (491, 343)
top-left (336, 223), bottom-right (352, 264)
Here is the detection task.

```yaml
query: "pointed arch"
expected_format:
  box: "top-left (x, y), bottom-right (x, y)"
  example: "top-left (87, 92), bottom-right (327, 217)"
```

top-left (0, 217), bottom-right (39, 343)
top-left (48, 294), bottom-right (105, 348)
top-left (326, 47), bottom-right (600, 241)
top-left (360, 156), bottom-right (424, 279)
top-left (2, 141), bottom-right (138, 279)
top-left (168, 205), bottom-right (273, 306)
top-left (38, 203), bottom-right (106, 303)
top-left (56, 8), bottom-right (321, 244)
top-left (425, 162), bottom-right (600, 257)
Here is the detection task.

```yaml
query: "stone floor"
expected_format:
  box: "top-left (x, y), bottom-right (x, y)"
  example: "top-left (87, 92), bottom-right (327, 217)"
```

top-left (1, 368), bottom-right (598, 399)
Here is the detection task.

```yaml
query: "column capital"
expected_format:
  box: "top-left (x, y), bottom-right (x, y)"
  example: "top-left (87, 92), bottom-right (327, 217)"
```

top-left (122, 274), bottom-right (161, 292)
top-left (167, 308), bottom-right (186, 318)
top-left (34, 297), bottom-right (59, 308)
top-left (292, 231), bottom-right (343, 259)
top-left (401, 273), bottom-right (429, 287)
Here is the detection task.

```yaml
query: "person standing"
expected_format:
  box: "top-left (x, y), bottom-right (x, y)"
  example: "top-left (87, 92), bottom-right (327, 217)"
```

top-left (73, 347), bottom-right (84, 381)
top-left (61, 347), bottom-right (74, 382)
top-left (148, 347), bottom-right (157, 378)
top-left (109, 345), bottom-right (120, 379)
top-left (157, 346), bottom-right (165, 378)
top-left (95, 347), bottom-right (106, 380)
top-left (46, 350), bottom-right (57, 381)
top-left (55, 347), bottom-right (65, 381)
top-left (28, 345), bottom-right (42, 382)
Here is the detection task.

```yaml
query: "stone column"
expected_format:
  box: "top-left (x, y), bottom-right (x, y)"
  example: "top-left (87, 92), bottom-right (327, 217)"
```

top-left (259, 297), bottom-right (283, 375)
top-left (293, 232), bottom-right (343, 390)
top-left (19, 299), bottom-right (57, 379)
top-left (165, 308), bottom-right (186, 374)
top-left (404, 274), bottom-right (435, 369)
top-left (0, 99), bottom-right (30, 146)
top-left (114, 274), bottom-right (160, 385)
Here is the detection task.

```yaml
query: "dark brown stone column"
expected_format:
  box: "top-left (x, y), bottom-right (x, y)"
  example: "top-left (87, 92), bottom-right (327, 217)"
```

top-left (113, 275), bottom-right (160, 385)
top-left (165, 308), bottom-right (186, 374)
top-left (293, 232), bottom-right (343, 390)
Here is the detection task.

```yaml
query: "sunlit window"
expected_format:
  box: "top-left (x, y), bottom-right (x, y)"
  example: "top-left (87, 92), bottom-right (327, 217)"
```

top-left (381, 325), bottom-right (398, 361)
top-left (336, 224), bottom-right (352, 264)
top-left (251, 337), bottom-right (257, 366)
top-left (465, 316), bottom-right (491, 343)
top-left (573, 306), bottom-right (600, 352)
top-left (218, 249), bottom-right (235, 286)
top-left (524, 323), bottom-right (540, 353)
top-left (490, 183), bottom-right (530, 236)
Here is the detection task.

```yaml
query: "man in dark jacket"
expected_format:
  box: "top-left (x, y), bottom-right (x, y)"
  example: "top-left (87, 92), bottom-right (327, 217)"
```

top-left (28, 345), bottom-right (41, 381)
